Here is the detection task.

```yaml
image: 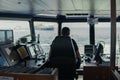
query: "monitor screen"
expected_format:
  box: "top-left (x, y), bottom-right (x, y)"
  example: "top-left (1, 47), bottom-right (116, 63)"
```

top-left (28, 46), bottom-right (36, 58)
top-left (17, 46), bottom-right (29, 60)
top-left (84, 45), bottom-right (95, 54)
top-left (0, 51), bottom-right (9, 66)
top-left (0, 44), bottom-right (20, 66)
top-left (6, 30), bottom-right (14, 43)
top-left (0, 30), bottom-right (14, 44)
top-left (0, 30), bottom-right (5, 44)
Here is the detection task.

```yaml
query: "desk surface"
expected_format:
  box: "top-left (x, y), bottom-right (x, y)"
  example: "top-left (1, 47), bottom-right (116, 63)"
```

top-left (0, 67), bottom-right (58, 80)
top-left (84, 61), bottom-right (110, 67)
top-left (26, 59), bottom-right (45, 68)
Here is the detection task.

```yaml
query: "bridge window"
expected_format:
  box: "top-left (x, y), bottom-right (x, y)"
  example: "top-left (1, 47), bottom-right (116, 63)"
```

top-left (95, 22), bottom-right (110, 54)
top-left (116, 22), bottom-right (120, 67)
top-left (34, 22), bottom-right (58, 54)
top-left (62, 22), bottom-right (89, 55)
top-left (0, 20), bottom-right (30, 44)
top-left (95, 22), bottom-right (120, 67)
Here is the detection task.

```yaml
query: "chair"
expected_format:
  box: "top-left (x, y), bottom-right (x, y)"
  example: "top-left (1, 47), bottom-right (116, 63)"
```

top-left (48, 36), bottom-right (76, 80)
top-left (84, 45), bottom-right (95, 62)
top-left (94, 43), bottom-right (104, 64)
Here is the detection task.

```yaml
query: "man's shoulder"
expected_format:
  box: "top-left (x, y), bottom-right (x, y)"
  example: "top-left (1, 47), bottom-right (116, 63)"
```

top-left (55, 36), bottom-right (70, 39)
top-left (71, 38), bottom-right (76, 42)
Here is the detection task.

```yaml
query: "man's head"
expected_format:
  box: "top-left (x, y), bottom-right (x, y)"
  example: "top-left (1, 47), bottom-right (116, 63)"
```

top-left (62, 27), bottom-right (70, 36)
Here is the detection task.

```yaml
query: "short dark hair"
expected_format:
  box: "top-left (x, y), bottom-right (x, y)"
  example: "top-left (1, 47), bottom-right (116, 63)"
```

top-left (62, 27), bottom-right (70, 36)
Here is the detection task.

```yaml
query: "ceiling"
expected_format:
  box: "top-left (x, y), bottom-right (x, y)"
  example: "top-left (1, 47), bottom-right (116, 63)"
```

top-left (0, 0), bottom-right (119, 17)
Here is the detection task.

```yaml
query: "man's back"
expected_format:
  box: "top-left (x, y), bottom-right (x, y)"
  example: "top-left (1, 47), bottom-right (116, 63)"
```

top-left (50, 36), bottom-right (76, 60)
top-left (49, 36), bottom-right (76, 80)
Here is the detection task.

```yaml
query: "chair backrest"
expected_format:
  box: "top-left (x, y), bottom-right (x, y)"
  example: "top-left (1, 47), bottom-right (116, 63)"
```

top-left (49, 36), bottom-right (76, 65)
top-left (94, 43), bottom-right (103, 64)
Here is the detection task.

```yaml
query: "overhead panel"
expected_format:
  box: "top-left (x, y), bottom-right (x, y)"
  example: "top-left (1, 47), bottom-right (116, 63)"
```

top-left (33, 0), bottom-right (59, 15)
top-left (0, 0), bottom-right (119, 17)
top-left (94, 0), bottom-right (110, 15)
top-left (60, 0), bottom-right (76, 15)
top-left (116, 0), bottom-right (120, 15)
top-left (82, 0), bottom-right (91, 14)
top-left (0, 0), bottom-right (31, 14)
top-left (57, 0), bottom-right (111, 16)
top-left (59, 0), bottom-right (90, 15)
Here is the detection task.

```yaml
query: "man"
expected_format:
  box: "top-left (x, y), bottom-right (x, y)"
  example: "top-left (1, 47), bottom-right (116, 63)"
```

top-left (61, 27), bottom-right (81, 68)
top-left (48, 27), bottom-right (81, 80)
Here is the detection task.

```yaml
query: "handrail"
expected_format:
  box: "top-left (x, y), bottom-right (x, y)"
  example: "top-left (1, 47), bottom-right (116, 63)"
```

top-left (111, 69), bottom-right (120, 80)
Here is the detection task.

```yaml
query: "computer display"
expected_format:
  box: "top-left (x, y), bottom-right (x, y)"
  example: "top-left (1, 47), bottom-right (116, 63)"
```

top-left (28, 46), bottom-right (36, 58)
top-left (17, 46), bottom-right (29, 60)
top-left (0, 30), bottom-right (14, 44)
top-left (27, 44), bottom-right (44, 58)
top-left (0, 44), bottom-right (20, 66)
top-left (0, 30), bottom-right (5, 44)
top-left (84, 45), bottom-right (95, 54)
top-left (6, 30), bottom-right (14, 43)
top-left (0, 51), bottom-right (9, 66)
